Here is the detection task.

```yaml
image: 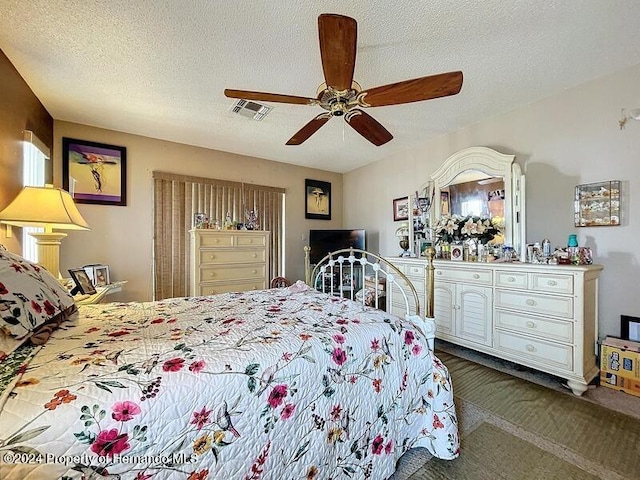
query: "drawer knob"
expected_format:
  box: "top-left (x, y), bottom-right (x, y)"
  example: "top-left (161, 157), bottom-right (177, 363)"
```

top-left (210, 272), bottom-right (215, 278)
top-left (526, 321), bottom-right (535, 328)
top-left (253, 253), bottom-right (257, 258)
top-left (473, 274), bottom-right (480, 279)
top-left (437, 271), bottom-right (442, 275)
top-left (525, 344), bottom-right (536, 352)
top-left (547, 280), bottom-right (557, 286)
top-left (526, 299), bottom-right (536, 306)
top-left (252, 269), bottom-right (257, 274)
top-left (249, 239), bottom-right (254, 243)
top-left (210, 255), bottom-right (215, 260)
top-left (508, 277), bottom-right (515, 282)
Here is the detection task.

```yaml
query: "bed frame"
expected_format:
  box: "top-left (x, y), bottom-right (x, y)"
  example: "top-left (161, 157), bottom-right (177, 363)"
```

top-left (304, 246), bottom-right (437, 350)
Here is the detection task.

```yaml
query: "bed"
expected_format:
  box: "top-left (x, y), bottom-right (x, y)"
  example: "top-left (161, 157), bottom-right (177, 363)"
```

top-left (0, 247), bottom-right (458, 479)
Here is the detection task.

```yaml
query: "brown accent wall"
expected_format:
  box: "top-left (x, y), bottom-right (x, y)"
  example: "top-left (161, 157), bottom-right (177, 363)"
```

top-left (0, 49), bottom-right (53, 251)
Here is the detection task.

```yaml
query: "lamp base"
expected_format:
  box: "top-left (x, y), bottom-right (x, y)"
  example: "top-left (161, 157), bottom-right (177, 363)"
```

top-left (29, 232), bottom-right (67, 278)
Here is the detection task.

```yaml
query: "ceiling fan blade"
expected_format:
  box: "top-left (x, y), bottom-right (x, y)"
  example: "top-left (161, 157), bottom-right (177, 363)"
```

top-left (318, 14), bottom-right (357, 91)
top-left (286, 113), bottom-right (332, 145)
top-left (345, 109), bottom-right (393, 146)
top-left (224, 89), bottom-right (316, 106)
top-left (358, 71), bottom-right (463, 107)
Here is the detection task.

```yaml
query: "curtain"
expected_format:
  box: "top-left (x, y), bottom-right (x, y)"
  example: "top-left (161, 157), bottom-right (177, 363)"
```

top-left (152, 171), bottom-right (285, 300)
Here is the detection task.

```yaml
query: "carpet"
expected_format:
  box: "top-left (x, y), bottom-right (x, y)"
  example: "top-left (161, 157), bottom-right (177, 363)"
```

top-left (394, 351), bottom-right (640, 480)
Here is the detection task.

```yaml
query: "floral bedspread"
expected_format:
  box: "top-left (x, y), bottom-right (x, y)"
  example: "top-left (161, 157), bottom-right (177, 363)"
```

top-left (0, 282), bottom-right (458, 480)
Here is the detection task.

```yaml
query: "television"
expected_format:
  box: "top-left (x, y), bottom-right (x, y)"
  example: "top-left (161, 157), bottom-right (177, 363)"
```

top-left (308, 229), bottom-right (366, 264)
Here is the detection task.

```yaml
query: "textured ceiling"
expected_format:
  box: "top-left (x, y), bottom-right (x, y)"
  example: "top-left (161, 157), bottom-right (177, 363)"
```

top-left (2, 1), bottom-right (640, 173)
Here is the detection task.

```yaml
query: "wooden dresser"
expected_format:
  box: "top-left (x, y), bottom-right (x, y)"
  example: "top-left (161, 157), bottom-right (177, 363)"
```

top-left (189, 230), bottom-right (270, 296)
top-left (386, 257), bottom-right (603, 396)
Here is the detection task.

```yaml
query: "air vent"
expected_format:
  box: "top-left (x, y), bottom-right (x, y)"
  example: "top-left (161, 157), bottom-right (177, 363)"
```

top-left (231, 99), bottom-right (272, 121)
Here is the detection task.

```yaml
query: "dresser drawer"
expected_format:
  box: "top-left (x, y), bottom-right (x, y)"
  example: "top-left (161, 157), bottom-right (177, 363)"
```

top-left (495, 270), bottom-right (528, 289)
top-left (405, 264), bottom-right (425, 278)
top-left (531, 272), bottom-right (573, 295)
top-left (435, 267), bottom-right (492, 285)
top-left (494, 310), bottom-right (573, 343)
top-left (494, 330), bottom-right (573, 371)
top-left (199, 248), bottom-right (266, 265)
top-left (495, 289), bottom-right (574, 319)
top-left (198, 234), bottom-right (234, 247)
top-left (198, 280), bottom-right (266, 296)
top-left (200, 264), bottom-right (266, 282)
top-left (236, 234), bottom-right (267, 247)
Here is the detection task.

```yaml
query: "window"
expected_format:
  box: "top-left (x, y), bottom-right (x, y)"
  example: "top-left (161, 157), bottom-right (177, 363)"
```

top-left (22, 131), bottom-right (50, 261)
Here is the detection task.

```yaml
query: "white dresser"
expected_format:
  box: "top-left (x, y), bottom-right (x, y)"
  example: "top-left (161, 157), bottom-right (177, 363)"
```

top-left (385, 257), bottom-right (603, 395)
top-left (190, 230), bottom-right (270, 296)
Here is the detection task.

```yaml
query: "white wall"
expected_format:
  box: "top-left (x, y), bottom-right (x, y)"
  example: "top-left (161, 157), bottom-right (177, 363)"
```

top-left (54, 122), bottom-right (343, 302)
top-left (344, 63), bottom-right (640, 339)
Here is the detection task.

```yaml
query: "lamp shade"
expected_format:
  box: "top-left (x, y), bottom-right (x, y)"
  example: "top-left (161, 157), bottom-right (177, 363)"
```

top-left (0, 184), bottom-right (90, 231)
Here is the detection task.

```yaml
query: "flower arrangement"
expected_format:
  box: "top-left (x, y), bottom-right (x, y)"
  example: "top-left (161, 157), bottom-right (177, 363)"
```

top-left (433, 214), bottom-right (501, 244)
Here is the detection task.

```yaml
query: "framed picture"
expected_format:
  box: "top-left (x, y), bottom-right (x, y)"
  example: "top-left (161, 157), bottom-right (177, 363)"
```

top-left (621, 315), bottom-right (640, 342)
top-left (393, 197), bottom-right (409, 221)
top-left (193, 212), bottom-right (209, 229)
top-left (450, 243), bottom-right (464, 261)
top-left (62, 137), bottom-right (127, 206)
top-left (440, 191), bottom-right (450, 215)
top-left (83, 264), bottom-right (110, 287)
top-left (68, 268), bottom-right (97, 295)
top-left (305, 179), bottom-right (331, 220)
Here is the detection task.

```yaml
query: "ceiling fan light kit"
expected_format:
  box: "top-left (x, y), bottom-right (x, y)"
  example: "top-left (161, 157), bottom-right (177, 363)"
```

top-left (225, 13), bottom-right (463, 146)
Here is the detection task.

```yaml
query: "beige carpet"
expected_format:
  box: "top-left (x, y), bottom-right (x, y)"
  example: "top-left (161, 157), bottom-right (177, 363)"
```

top-left (391, 349), bottom-right (640, 480)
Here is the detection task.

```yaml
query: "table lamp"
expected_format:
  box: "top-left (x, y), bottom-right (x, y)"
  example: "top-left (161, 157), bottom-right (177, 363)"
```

top-left (0, 184), bottom-right (90, 278)
top-left (395, 223), bottom-right (410, 257)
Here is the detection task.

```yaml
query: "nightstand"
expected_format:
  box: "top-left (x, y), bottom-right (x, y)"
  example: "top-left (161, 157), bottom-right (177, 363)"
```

top-left (74, 281), bottom-right (127, 305)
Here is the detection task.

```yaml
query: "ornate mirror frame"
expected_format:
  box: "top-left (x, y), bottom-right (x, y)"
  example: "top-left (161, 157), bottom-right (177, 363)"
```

top-left (430, 146), bottom-right (526, 258)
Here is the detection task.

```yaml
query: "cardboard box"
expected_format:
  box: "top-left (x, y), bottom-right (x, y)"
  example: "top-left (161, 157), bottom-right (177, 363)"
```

top-left (600, 371), bottom-right (640, 397)
top-left (600, 340), bottom-right (640, 381)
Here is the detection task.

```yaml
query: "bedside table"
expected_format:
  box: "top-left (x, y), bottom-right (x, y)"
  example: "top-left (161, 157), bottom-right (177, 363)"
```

top-left (74, 281), bottom-right (127, 305)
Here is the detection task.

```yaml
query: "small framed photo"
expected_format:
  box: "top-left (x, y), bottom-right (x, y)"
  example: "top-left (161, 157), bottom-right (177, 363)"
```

top-left (417, 239), bottom-right (431, 257)
top-left (440, 191), bottom-right (450, 215)
top-left (193, 212), bottom-right (209, 229)
top-left (393, 197), bottom-right (409, 221)
top-left (621, 315), bottom-right (640, 342)
top-left (450, 243), bottom-right (464, 261)
top-left (68, 268), bottom-right (97, 295)
top-left (93, 266), bottom-right (110, 286)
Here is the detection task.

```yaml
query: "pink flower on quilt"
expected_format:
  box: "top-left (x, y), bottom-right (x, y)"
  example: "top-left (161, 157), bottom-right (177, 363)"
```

top-left (404, 330), bottom-right (415, 345)
top-left (333, 333), bottom-right (346, 344)
top-left (330, 404), bottom-right (342, 421)
top-left (268, 384), bottom-right (288, 408)
top-left (433, 413), bottom-right (444, 429)
top-left (111, 401), bottom-right (141, 422)
top-left (372, 378), bottom-right (382, 393)
top-left (30, 300), bottom-right (42, 313)
top-left (43, 300), bottom-right (56, 316)
top-left (189, 360), bottom-right (205, 373)
top-left (191, 406), bottom-right (212, 430)
top-left (163, 357), bottom-right (185, 372)
top-left (91, 429), bottom-right (130, 457)
top-left (151, 318), bottom-right (164, 324)
top-left (385, 439), bottom-right (394, 454)
top-left (10, 262), bottom-right (22, 272)
top-left (0, 282), bottom-right (7, 294)
top-left (281, 403), bottom-right (296, 420)
top-left (370, 338), bottom-right (380, 351)
top-left (371, 434), bottom-right (384, 455)
top-left (331, 348), bottom-right (347, 366)
top-left (136, 473), bottom-right (153, 480)
top-left (412, 344), bottom-right (422, 356)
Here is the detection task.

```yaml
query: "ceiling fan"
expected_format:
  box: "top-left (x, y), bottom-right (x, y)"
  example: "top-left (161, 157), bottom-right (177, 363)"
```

top-left (224, 13), bottom-right (463, 147)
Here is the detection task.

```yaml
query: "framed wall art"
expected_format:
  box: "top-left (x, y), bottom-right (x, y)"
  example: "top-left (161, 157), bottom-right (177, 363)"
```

top-left (393, 197), bottom-right (409, 221)
top-left (574, 180), bottom-right (620, 227)
top-left (305, 179), bottom-right (331, 220)
top-left (62, 137), bottom-right (127, 206)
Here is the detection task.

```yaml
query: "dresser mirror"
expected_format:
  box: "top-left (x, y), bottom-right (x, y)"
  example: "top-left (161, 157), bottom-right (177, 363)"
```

top-left (430, 146), bottom-right (526, 257)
